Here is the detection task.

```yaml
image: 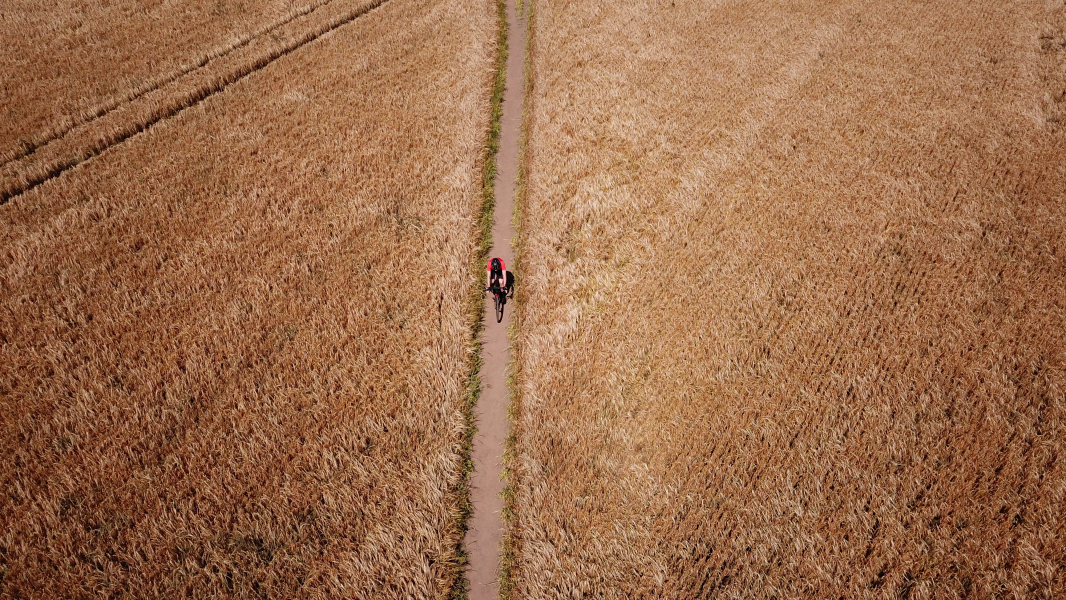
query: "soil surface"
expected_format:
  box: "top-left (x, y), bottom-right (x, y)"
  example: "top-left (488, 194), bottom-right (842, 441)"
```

top-left (464, 0), bottom-right (525, 597)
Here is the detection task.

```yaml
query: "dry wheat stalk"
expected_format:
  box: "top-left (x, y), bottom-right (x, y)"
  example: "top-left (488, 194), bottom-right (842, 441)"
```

top-left (0, 0), bottom-right (496, 596)
top-left (510, 0), bottom-right (1066, 597)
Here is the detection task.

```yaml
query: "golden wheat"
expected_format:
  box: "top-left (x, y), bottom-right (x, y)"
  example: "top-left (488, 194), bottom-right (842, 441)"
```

top-left (0, 0), bottom-right (349, 163)
top-left (0, 0), bottom-right (396, 204)
top-left (0, 0), bottom-right (496, 596)
top-left (509, 0), bottom-right (1066, 597)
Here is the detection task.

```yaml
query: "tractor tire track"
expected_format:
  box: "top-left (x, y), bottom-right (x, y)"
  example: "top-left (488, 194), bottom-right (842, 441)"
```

top-left (0, 0), bottom-right (387, 205)
top-left (0, 0), bottom-right (343, 169)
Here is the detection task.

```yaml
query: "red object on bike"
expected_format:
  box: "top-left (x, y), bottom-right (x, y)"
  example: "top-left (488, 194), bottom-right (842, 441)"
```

top-left (487, 257), bottom-right (506, 271)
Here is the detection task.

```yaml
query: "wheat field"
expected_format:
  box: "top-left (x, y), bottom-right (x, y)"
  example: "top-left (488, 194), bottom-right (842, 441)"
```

top-left (510, 0), bottom-right (1066, 597)
top-left (0, 0), bottom-right (496, 596)
top-left (0, 0), bottom-right (348, 161)
top-left (0, 0), bottom-right (392, 203)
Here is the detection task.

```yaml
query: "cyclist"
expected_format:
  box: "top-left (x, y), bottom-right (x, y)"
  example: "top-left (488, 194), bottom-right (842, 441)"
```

top-left (486, 257), bottom-right (512, 297)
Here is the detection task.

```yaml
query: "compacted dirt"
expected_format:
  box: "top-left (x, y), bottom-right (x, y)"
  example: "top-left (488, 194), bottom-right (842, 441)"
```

top-left (464, 0), bottom-right (525, 596)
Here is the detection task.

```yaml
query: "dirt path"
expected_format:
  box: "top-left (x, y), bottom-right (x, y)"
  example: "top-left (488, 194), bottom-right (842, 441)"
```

top-left (464, 0), bottom-right (525, 596)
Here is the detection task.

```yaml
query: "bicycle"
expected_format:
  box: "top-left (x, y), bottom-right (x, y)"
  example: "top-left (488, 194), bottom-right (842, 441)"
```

top-left (485, 284), bottom-right (509, 323)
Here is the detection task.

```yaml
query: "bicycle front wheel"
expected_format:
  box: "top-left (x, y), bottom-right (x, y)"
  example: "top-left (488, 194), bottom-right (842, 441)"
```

top-left (495, 293), bottom-right (504, 323)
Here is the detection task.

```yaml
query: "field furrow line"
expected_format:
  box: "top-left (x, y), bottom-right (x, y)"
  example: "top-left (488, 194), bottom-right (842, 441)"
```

top-left (0, 0), bottom-right (342, 169)
top-left (0, 0), bottom-right (389, 206)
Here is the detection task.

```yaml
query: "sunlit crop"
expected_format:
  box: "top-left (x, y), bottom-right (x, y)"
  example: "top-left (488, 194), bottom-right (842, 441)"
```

top-left (0, 0), bottom-right (497, 596)
top-left (509, 0), bottom-right (1066, 597)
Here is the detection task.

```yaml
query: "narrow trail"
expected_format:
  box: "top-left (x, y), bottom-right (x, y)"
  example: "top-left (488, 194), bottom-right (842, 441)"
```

top-left (464, 0), bottom-right (525, 596)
